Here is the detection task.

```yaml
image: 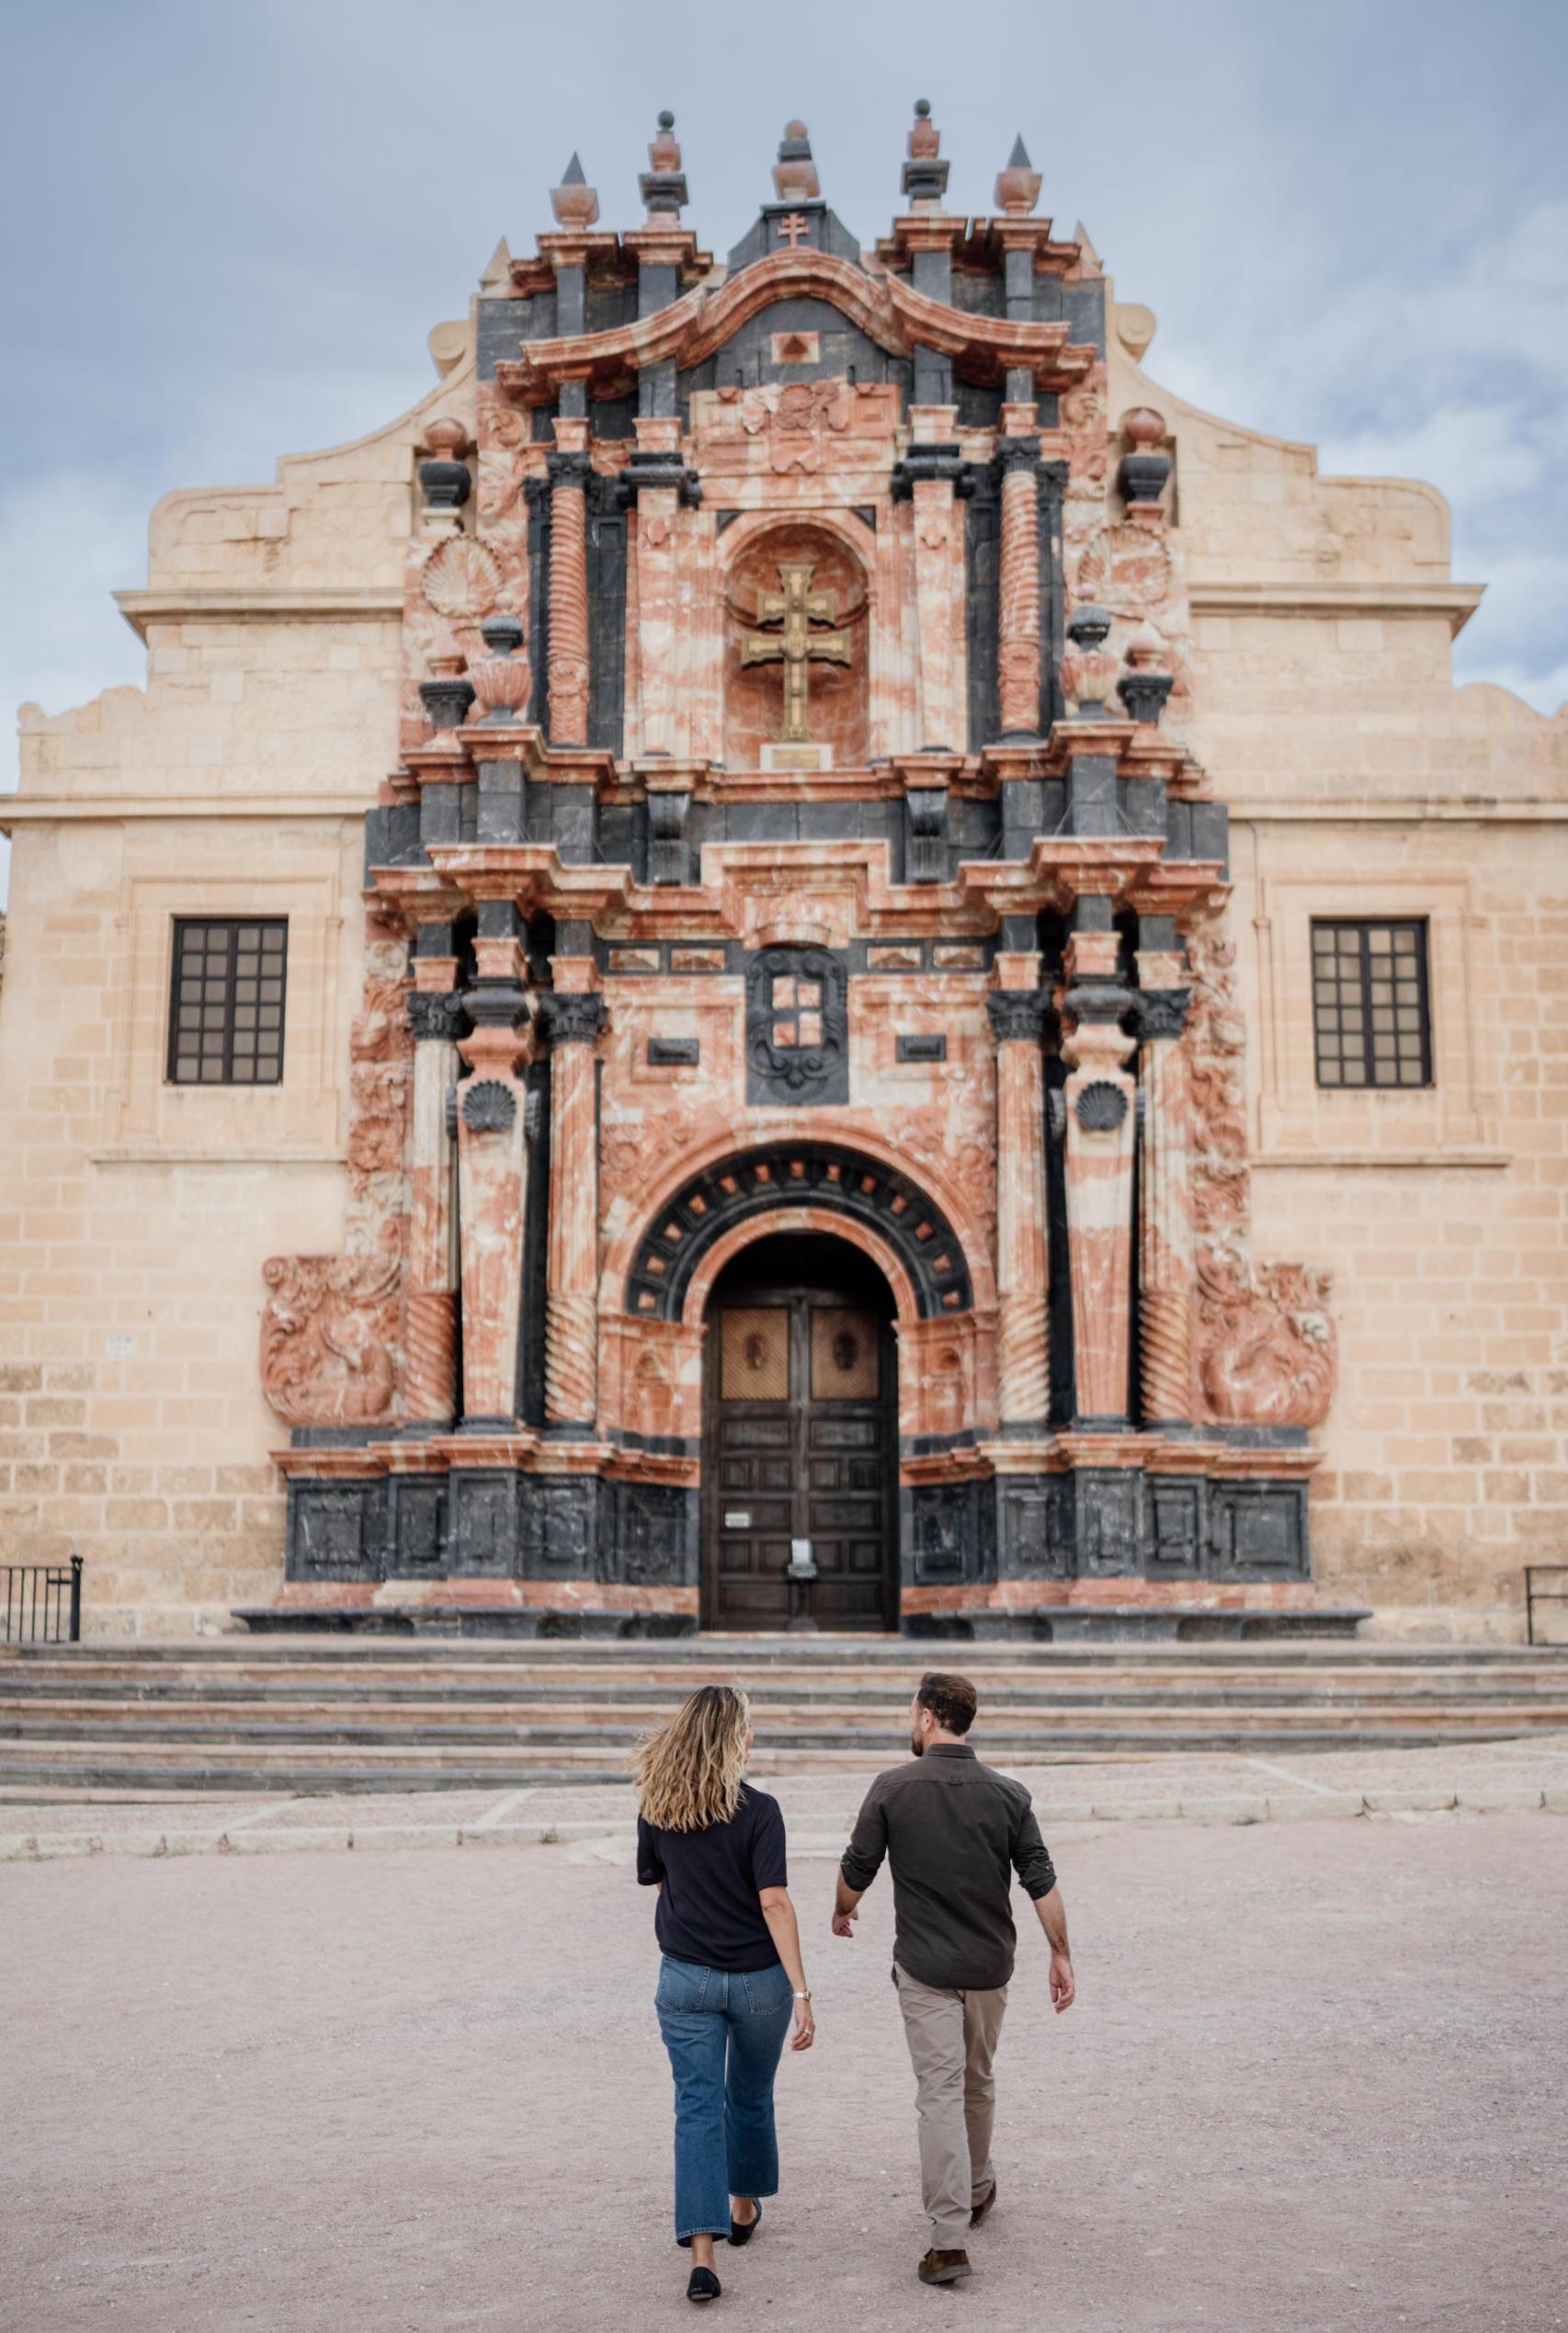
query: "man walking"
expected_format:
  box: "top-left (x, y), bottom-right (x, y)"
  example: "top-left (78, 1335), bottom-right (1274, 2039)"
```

top-left (832, 1669), bottom-right (1074, 2286)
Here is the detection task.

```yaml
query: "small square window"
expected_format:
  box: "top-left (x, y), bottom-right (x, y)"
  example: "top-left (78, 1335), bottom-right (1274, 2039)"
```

top-left (1310, 919), bottom-right (1430, 1090)
top-left (166, 918), bottom-right (289, 1085)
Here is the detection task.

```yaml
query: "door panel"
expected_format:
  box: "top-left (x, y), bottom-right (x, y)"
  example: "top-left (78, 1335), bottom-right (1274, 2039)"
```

top-left (702, 1271), bottom-right (896, 1631)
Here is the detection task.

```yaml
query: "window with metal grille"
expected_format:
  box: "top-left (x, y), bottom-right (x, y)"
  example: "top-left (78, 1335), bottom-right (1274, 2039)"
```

top-left (167, 919), bottom-right (288, 1085)
top-left (1311, 919), bottom-right (1430, 1088)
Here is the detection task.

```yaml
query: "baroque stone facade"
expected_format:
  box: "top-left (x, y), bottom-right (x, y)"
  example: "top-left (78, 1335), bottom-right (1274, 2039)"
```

top-left (4, 110), bottom-right (1565, 1638)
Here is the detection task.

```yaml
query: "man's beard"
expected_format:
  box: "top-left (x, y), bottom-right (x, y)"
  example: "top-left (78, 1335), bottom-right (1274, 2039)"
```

top-left (910, 1730), bottom-right (925, 1758)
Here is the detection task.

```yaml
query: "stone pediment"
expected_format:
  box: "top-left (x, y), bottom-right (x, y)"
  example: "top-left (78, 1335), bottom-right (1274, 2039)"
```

top-left (493, 246), bottom-right (1096, 407)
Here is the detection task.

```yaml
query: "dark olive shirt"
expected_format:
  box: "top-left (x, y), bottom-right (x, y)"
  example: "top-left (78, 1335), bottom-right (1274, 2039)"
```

top-left (839, 1742), bottom-right (1056, 1990)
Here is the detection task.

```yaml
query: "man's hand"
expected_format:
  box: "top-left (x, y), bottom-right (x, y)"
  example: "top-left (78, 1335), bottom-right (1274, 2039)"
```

top-left (831, 1907), bottom-right (857, 1939)
top-left (1049, 1950), bottom-right (1075, 2013)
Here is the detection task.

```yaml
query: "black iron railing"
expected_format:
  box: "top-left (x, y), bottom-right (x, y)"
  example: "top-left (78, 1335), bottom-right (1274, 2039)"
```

top-left (1525, 1564), bottom-right (1568, 1648)
top-left (1, 1555), bottom-right (83, 1644)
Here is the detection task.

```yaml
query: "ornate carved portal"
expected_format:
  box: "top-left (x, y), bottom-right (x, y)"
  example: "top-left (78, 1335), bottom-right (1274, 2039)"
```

top-left (257, 160), bottom-right (1341, 1633)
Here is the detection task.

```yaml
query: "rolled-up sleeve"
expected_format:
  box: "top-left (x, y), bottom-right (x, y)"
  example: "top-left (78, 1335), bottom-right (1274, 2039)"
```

top-left (636, 1817), bottom-right (664, 1889)
top-left (1010, 1799), bottom-right (1057, 1901)
top-left (840, 1777), bottom-right (890, 1894)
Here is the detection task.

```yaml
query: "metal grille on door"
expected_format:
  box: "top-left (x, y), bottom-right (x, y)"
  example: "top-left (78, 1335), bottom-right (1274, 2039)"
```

top-left (811, 1307), bottom-right (880, 1400)
top-left (721, 1307), bottom-right (790, 1401)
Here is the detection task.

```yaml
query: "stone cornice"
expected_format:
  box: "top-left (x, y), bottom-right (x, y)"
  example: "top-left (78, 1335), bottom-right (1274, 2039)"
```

top-left (494, 246), bottom-right (1096, 403)
top-left (116, 586), bottom-right (402, 638)
top-left (1187, 578), bottom-right (1484, 636)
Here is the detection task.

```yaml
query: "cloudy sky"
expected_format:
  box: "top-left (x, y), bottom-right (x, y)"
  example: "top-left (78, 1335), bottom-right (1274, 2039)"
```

top-left (3, 0), bottom-right (1564, 900)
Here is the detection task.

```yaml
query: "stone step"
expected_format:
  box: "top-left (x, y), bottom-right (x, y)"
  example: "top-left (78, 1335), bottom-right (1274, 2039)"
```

top-left (2, 1704), bottom-right (1559, 1750)
top-left (8, 1636), bottom-right (1561, 1669)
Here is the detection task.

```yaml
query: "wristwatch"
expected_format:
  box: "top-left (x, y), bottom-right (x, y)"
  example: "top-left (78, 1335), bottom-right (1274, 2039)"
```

top-left (793, 1990), bottom-right (812, 2000)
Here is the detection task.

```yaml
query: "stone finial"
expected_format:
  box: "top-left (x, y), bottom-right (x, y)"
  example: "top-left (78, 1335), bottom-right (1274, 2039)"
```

top-left (640, 108), bottom-right (688, 218)
top-left (1119, 408), bottom-right (1173, 506)
top-left (1117, 621), bottom-right (1176, 729)
top-left (417, 417), bottom-right (472, 523)
top-left (419, 643), bottom-right (476, 734)
top-left (902, 97), bottom-right (949, 208)
top-left (773, 119), bottom-right (821, 201)
top-left (1061, 604), bottom-right (1119, 719)
top-left (995, 133), bottom-right (1042, 217)
top-left (551, 153), bottom-right (600, 230)
top-left (469, 611), bottom-right (532, 724)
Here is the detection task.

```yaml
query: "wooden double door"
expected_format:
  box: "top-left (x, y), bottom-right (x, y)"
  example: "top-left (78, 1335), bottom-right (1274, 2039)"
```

top-left (701, 1235), bottom-right (898, 1632)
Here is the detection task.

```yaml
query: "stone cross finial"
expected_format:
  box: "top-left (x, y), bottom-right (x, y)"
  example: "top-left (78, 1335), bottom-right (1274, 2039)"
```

top-left (902, 98), bottom-right (949, 207)
top-left (551, 153), bottom-right (600, 229)
top-left (773, 119), bottom-right (821, 201)
top-left (995, 133), bottom-right (1042, 217)
top-left (640, 108), bottom-right (688, 218)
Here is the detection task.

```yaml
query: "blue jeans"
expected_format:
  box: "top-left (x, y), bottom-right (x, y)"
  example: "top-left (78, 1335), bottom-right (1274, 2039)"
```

top-left (654, 1954), bottom-right (795, 2245)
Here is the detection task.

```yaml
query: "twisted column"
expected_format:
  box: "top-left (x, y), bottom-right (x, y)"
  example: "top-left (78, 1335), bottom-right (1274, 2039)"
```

top-left (1134, 969), bottom-right (1196, 1426)
top-left (546, 442), bottom-right (592, 745)
top-left (989, 990), bottom-right (1051, 1427)
top-left (455, 925), bottom-right (533, 1425)
top-left (996, 431), bottom-right (1041, 737)
top-left (542, 991), bottom-right (607, 1429)
top-left (404, 984), bottom-right (464, 1423)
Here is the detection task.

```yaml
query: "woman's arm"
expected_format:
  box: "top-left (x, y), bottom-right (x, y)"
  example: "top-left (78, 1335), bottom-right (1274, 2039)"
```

top-left (758, 1887), bottom-right (816, 2052)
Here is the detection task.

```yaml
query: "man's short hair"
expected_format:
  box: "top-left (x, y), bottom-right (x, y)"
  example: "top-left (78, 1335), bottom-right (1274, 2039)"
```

top-left (916, 1670), bottom-right (978, 1736)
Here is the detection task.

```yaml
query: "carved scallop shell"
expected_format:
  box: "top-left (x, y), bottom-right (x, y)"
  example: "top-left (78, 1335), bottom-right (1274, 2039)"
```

top-left (421, 537), bottom-right (503, 621)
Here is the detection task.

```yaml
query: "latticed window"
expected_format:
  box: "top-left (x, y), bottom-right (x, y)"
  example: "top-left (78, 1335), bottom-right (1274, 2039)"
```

top-left (770, 973), bottom-right (823, 1051)
top-left (167, 919), bottom-right (288, 1085)
top-left (1311, 919), bottom-right (1430, 1088)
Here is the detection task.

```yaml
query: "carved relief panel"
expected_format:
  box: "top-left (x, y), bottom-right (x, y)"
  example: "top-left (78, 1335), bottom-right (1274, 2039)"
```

top-left (744, 946), bottom-right (849, 1105)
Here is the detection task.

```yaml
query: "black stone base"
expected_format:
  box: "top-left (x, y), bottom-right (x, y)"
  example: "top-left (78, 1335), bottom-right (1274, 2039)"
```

top-left (902, 1605), bottom-right (1369, 1644)
top-left (233, 1606), bottom-right (697, 1640)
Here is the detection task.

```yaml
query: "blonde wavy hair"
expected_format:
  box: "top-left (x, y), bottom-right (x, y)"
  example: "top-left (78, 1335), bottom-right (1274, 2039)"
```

top-left (635, 1684), bottom-right (753, 1833)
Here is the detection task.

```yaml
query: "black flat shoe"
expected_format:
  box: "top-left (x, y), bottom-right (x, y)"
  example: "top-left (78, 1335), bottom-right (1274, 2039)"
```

top-left (729, 2199), bottom-right (763, 2248)
top-left (687, 2266), bottom-right (722, 2304)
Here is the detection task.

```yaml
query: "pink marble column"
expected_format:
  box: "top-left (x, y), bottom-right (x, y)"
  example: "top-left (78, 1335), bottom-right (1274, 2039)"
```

top-left (403, 968), bottom-right (463, 1424)
top-left (996, 413), bottom-right (1041, 737)
top-left (905, 406), bottom-right (963, 750)
top-left (547, 420), bottom-right (591, 745)
top-left (542, 988), bottom-right (606, 1428)
top-left (631, 416), bottom-right (681, 756)
top-left (1135, 954), bottom-right (1196, 1426)
top-left (1061, 928), bottom-right (1137, 1424)
top-left (989, 990), bottom-right (1051, 1425)
top-left (454, 939), bottom-right (532, 1424)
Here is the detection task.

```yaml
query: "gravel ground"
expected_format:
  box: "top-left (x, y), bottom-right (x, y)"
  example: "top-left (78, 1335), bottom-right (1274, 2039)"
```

top-left (5, 1815), bottom-right (1566, 2333)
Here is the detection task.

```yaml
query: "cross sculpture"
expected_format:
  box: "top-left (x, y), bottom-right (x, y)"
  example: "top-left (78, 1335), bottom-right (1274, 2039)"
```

top-left (739, 562), bottom-right (852, 744)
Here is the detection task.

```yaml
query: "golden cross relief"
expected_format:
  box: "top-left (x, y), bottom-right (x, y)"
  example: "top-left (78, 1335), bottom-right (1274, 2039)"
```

top-left (738, 561), bottom-right (852, 743)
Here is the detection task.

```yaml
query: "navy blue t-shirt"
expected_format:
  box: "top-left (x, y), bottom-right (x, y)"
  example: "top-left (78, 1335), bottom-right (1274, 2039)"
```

top-left (636, 1784), bottom-right (789, 1973)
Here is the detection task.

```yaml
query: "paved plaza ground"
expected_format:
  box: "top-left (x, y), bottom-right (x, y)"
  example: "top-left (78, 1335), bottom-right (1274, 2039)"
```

top-left (5, 1778), bottom-right (1567, 2333)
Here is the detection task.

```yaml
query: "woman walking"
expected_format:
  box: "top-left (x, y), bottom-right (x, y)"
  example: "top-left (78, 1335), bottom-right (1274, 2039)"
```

top-left (637, 1684), bottom-right (815, 2305)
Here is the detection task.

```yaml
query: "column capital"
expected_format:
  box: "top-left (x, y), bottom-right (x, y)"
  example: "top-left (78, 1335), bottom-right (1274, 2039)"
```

top-left (1129, 986), bottom-right (1191, 1042)
top-left (545, 449), bottom-right (595, 489)
top-left (407, 990), bottom-right (468, 1044)
top-left (994, 434), bottom-right (1042, 475)
top-left (541, 992), bottom-right (608, 1047)
top-left (987, 989), bottom-right (1051, 1046)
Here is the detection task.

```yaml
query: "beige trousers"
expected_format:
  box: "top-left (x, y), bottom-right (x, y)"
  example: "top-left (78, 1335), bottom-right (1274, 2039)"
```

top-left (893, 1962), bottom-right (1009, 2250)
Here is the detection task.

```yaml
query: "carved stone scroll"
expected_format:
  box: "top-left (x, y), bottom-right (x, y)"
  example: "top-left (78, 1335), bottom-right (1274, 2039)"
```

top-left (260, 1250), bottom-right (400, 1427)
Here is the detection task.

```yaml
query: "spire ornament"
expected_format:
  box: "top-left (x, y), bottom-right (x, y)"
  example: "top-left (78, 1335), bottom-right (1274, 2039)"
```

top-left (550, 153), bottom-right (600, 230)
top-left (902, 98), bottom-right (949, 209)
top-left (639, 109), bottom-right (687, 219)
top-left (995, 133), bottom-right (1041, 217)
top-left (773, 119), bottom-right (821, 201)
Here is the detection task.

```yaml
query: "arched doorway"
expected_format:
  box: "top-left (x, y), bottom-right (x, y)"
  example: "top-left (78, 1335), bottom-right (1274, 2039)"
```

top-left (700, 1232), bottom-right (898, 1632)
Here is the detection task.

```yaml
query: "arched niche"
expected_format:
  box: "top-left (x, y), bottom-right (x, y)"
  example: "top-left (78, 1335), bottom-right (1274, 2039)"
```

top-left (721, 514), bottom-right (871, 768)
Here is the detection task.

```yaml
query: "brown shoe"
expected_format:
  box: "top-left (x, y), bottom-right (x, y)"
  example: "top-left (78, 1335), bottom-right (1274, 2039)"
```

top-left (918, 2248), bottom-right (972, 2286)
top-left (971, 2180), bottom-right (997, 2228)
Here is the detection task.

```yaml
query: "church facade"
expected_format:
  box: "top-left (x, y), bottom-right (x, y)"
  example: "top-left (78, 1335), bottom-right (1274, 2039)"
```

top-left (4, 113), bottom-right (1565, 1641)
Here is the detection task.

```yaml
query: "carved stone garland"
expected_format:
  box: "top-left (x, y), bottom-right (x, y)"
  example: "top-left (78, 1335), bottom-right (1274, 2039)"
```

top-left (1185, 929), bottom-right (1337, 1428)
